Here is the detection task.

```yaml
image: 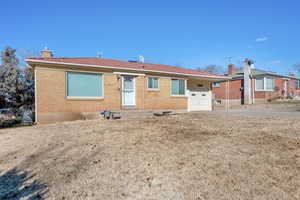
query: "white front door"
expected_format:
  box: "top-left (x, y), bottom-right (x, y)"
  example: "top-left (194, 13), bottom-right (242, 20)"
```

top-left (122, 76), bottom-right (135, 106)
top-left (188, 90), bottom-right (212, 111)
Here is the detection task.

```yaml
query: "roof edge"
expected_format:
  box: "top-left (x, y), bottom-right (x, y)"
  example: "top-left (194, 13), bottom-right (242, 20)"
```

top-left (25, 58), bottom-right (230, 80)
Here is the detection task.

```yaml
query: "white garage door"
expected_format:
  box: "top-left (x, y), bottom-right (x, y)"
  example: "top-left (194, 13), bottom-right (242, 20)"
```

top-left (188, 91), bottom-right (212, 111)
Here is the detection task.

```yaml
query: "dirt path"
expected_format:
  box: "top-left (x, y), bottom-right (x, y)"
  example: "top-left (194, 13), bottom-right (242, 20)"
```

top-left (1, 113), bottom-right (300, 199)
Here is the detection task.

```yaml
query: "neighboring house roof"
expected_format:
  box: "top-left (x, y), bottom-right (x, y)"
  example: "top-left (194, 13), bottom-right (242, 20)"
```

top-left (25, 57), bottom-right (228, 79)
top-left (233, 68), bottom-right (300, 80)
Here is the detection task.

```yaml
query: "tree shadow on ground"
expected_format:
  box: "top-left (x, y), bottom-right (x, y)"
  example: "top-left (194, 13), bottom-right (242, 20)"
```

top-left (0, 168), bottom-right (47, 200)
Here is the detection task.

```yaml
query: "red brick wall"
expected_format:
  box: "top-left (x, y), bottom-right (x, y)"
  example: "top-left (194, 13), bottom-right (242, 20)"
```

top-left (213, 77), bottom-right (300, 103)
top-left (213, 79), bottom-right (243, 100)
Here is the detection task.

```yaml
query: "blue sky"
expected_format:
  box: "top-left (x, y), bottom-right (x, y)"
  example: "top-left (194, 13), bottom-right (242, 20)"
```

top-left (1, 0), bottom-right (299, 74)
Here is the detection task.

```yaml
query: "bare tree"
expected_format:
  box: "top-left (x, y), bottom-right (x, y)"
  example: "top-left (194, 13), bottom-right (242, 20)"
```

top-left (293, 63), bottom-right (300, 75)
top-left (197, 64), bottom-right (225, 74)
top-left (17, 48), bottom-right (40, 67)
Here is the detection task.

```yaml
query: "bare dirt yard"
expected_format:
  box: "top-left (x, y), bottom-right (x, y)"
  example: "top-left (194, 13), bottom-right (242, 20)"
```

top-left (216, 100), bottom-right (300, 118)
top-left (1, 111), bottom-right (300, 199)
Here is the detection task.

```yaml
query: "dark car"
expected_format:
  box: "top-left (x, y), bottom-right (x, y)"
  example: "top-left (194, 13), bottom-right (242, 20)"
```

top-left (0, 108), bottom-right (16, 121)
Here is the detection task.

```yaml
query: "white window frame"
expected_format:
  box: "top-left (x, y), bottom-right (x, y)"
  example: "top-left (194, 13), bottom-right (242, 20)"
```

top-left (66, 70), bottom-right (104, 100)
top-left (255, 77), bottom-right (274, 91)
top-left (170, 78), bottom-right (187, 97)
top-left (147, 76), bottom-right (160, 90)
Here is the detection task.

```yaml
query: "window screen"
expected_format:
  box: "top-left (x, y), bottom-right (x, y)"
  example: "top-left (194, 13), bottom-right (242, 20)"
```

top-left (171, 79), bottom-right (185, 95)
top-left (296, 80), bottom-right (300, 90)
top-left (256, 78), bottom-right (264, 90)
top-left (148, 77), bottom-right (159, 89)
top-left (266, 78), bottom-right (274, 90)
top-left (213, 82), bottom-right (221, 87)
top-left (67, 72), bottom-right (103, 97)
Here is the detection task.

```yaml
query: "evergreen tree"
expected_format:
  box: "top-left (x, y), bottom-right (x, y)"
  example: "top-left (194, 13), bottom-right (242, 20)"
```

top-left (0, 46), bottom-right (20, 107)
top-left (0, 46), bottom-right (35, 111)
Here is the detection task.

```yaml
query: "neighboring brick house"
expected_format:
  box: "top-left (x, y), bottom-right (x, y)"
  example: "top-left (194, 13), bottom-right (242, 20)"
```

top-left (26, 48), bottom-right (228, 124)
top-left (212, 64), bottom-right (300, 105)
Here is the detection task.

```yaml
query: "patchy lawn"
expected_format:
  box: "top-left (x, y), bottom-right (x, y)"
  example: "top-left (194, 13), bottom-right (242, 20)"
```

top-left (0, 113), bottom-right (300, 199)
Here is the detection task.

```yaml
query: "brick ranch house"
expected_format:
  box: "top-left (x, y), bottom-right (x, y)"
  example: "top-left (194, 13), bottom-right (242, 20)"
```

top-left (213, 63), bottom-right (300, 105)
top-left (26, 48), bottom-right (228, 124)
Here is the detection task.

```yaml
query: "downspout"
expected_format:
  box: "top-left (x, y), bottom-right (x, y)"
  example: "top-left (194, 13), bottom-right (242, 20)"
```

top-left (34, 67), bottom-right (38, 124)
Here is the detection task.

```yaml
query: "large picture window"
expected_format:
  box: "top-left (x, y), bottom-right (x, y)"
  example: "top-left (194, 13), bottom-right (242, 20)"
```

top-left (171, 79), bottom-right (186, 95)
top-left (255, 77), bottom-right (274, 91)
top-left (67, 72), bottom-right (103, 98)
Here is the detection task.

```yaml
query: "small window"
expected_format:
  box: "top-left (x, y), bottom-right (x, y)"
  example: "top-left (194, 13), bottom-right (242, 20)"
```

top-left (171, 79), bottom-right (186, 95)
top-left (148, 77), bottom-right (159, 89)
top-left (213, 82), bottom-right (220, 87)
top-left (67, 72), bottom-right (103, 98)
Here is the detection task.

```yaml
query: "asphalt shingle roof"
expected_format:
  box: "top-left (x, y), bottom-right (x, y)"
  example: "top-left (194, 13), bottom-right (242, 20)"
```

top-left (26, 57), bottom-right (227, 78)
top-left (233, 68), bottom-right (300, 79)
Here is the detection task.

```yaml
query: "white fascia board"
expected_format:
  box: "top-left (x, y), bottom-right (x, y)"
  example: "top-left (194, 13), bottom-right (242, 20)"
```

top-left (25, 59), bottom-right (229, 80)
top-left (113, 72), bottom-right (145, 76)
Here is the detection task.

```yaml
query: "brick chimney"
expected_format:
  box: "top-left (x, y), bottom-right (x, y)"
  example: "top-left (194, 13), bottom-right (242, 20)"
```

top-left (227, 64), bottom-right (235, 76)
top-left (41, 47), bottom-right (53, 57)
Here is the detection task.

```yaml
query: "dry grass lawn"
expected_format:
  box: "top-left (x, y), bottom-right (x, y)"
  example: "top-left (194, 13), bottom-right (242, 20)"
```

top-left (0, 112), bottom-right (300, 199)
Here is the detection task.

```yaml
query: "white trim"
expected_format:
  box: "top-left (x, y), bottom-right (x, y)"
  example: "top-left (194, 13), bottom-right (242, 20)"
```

top-left (26, 59), bottom-right (228, 80)
top-left (34, 68), bottom-right (38, 124)
top-left (170, 78), bottom-right (188, 97)
top-left (66, 71), bottom-right (104, 99)
top-left (147, 76), bottom-right (160, 90)
top-left (113, 72), bottom-right (145, 76)
top-left (66, 69), bottom-right (106, 75)
top-left (187, 90), bottom-right (190, 112)
top-left (66, 97), bottom-right (104, 100)
top-left (122, 76), bottom-right (136, 106)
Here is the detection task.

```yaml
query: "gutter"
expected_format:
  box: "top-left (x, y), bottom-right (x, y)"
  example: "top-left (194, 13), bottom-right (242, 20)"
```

top-left (25, 59), bottom-right (230, 80)
top-left (234, 73), bottom-right (300, 80)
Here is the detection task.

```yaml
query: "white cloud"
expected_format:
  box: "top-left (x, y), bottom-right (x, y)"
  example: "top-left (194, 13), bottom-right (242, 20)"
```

top-left (256, 37), bottom-right (269, 42)
top-left (269, 60), bottom-right (281, 65)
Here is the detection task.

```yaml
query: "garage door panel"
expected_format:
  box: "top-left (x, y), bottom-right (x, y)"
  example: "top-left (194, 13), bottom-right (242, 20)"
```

top-left (188, 91), bottom-right (212, 111)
